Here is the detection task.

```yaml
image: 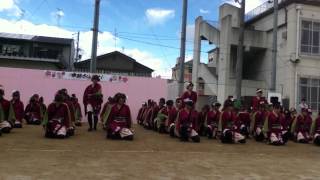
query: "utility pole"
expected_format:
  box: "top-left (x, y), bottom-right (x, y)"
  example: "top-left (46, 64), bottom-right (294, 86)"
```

top-left (271, 0), bottom-right (278, 92)
top-left (75, 31), bottom-right (80, 62)
top-left (235, 0), bottom-right (245, 99)
top-left (90, 0), bottom-right (100, 73)
top-left (178, 0), bottom-right (188, 95)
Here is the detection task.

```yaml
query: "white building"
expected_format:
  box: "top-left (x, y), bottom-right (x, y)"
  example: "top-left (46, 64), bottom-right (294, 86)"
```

top-left (175, 0), bottom-right (320, 111)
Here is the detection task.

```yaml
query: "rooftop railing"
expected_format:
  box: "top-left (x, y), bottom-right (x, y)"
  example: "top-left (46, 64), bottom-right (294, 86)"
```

top-left (245, 0), bottom-right (285, 22)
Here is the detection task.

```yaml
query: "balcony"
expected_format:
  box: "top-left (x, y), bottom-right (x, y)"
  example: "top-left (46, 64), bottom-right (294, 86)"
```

top-left (0, 54), bottom-right (60, 63)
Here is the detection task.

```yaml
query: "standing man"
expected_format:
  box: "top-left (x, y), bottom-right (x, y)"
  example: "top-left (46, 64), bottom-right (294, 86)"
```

top-left (251, 88), bottom-right (268, 111)
top-left (83, 75), bottom-right (103, 131)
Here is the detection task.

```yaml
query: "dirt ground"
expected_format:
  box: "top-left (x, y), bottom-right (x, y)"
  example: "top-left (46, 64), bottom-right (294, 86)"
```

top-left (1, 124), bottom-right (320, 180)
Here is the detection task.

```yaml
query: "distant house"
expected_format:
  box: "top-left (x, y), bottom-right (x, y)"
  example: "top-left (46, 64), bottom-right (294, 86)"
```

top-left (0, 32), bottom-right (74, 70)
top-left (74, 51), bottom-right (154, 77)
top-left (171, 58), bottom-right (193, 82)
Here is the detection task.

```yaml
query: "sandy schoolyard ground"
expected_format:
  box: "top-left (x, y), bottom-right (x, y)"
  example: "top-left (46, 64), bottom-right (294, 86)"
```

top-left (1, 124), bottom-right (320, 180)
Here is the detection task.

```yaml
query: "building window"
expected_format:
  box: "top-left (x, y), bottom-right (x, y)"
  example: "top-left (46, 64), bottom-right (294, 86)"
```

top-left (198, 77), bottom-right (205, 95)
top-left (301, 20), bottom-right (320, 55)
top-left (299, 77), bottom-right (320, 111)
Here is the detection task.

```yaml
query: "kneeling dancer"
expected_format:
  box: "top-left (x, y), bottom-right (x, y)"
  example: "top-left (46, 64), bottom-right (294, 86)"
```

top-left (44, 94), bottom-right (71, 139)
top-left (105, 93), bottom-right (133, 140)
top-left (175, 99), bottom-right (200, 143)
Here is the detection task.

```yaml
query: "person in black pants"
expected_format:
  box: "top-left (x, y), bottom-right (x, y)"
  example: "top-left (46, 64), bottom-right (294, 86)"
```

top-left (83, 75), bottom-right (103, 131)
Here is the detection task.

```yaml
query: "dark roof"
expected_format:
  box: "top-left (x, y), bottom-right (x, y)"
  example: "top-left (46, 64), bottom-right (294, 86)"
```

top-left (0, 32), bottom-right (73, 45)
top-left (246, 0), bottom-right (320, 25)
top-left (75, 51), bottom-right (154, 72)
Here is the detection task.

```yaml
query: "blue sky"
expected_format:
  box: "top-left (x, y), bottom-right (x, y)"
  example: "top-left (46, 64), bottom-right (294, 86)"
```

top-left (0, 0), bottom-right (265, 78)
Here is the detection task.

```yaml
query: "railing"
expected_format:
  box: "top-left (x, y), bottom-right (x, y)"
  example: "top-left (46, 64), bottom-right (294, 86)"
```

top-left (74, 68), bottom-right (152, 77)
top-left (0, 54), bottom-right (60, 63)
top-left (245, 0), bottom-right (286, 22)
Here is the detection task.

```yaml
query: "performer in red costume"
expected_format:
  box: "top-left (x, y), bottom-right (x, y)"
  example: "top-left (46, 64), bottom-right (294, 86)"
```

top-left (175, 99), bottom-right (200, 143)
top-left (291, 108), bottom-right (312, 143)
top-left (83, 75), bottom-right (103, 131)
top-left (44, 93), bottom-right (71, 139)
top-left (9, 91), bottom-right (24, 128)
top-left (251, 88), bottom-right (268, 111)
top-left (105, 93), bottom-right (133, 140)
top-left (0, 85), bottom-right (11, 134)
top-left (181, 82), bottom-right (197, 106)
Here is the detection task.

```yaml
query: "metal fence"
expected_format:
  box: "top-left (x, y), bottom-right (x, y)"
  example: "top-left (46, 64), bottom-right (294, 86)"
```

top-left (245, 0), bottom-right (286, 22)
top-left (74, 68), bottom-right (152, 77)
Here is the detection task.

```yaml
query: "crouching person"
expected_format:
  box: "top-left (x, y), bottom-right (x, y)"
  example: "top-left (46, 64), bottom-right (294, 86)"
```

top-left (25, 94), bottom-right (42, 125)
top-left (168, 98), bottom-right (181, 138)
top-left (44, 94), bottom-right (71, 139)
top-left (250, 102), bottom-right (268, 142)
top-left (206, 103), bottom-right (221, 139)
top-left (9, 91), bottom-right (25, 128)
top-left (311, 112), bottom-right (320, 145)
top-left (71, 94), bottom-right (82, 127)
top-left (218, 102), bottom-right (246, 144)
top-left (155, 100), bottom-right (175, 133)
top-left (105, 93), bottom-right (133, 141)
top-left (175, 99), bottom-right (200, 143)
top-left (264, 103), bottom-right (286, 146)
top-left (0, 86), bottom-right (12, 134)
top-left (291, 108), bottom-right (312, 144)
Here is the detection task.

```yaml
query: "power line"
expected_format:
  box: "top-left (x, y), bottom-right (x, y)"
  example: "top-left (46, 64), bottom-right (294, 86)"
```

top-left (27, 0), bottom-right (48, 20)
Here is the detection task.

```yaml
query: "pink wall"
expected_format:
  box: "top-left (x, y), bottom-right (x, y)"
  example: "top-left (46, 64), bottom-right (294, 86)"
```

top-left (0, 67), bottom-right (168, 123)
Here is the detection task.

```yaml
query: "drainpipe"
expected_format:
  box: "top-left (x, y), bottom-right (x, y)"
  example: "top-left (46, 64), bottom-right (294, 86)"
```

top-left (296, 5), bottom-right (302, 60)
top-left (294, 4), bottom-right (302, 108)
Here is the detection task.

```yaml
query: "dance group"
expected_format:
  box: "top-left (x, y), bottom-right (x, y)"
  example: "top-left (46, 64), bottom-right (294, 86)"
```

top-left (0, 75), bottom-right (133, 140)
top-left (137, 82), bottom-right (320, 146)
top-left (1, 76), bottom-right (320, 146)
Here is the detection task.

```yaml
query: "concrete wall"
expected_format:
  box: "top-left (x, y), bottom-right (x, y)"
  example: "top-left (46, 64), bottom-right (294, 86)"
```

top-left (197, 63), bottom-right (217, 96)
top-left (0, 67), bottom-right (167, 123)
top-left (249, 3), bottom-right (320, 108)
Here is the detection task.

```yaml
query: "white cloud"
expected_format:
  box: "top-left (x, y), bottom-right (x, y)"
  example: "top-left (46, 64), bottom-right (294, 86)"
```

top-left (0, 0), bottom-right (15, 11)
top-left (145, 8), bottom-right (175, 25)
top-left (0, 18), bottom-right (171, 78)
top-left (0, 0), bottom-right (22, 17)
top-left (224, 0), bottom-right (265, 13)
top-left (200, 9), bottom-right (210, 14)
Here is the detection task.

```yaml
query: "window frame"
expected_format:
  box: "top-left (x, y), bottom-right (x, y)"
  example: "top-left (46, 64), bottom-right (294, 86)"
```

top-left (300, 19), bottom-right (320, 56)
